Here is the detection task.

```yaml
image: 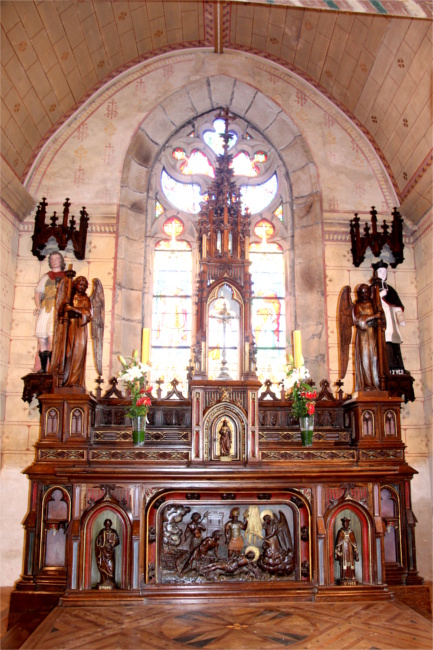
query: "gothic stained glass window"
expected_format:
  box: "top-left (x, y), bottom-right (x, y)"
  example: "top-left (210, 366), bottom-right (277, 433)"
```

top-left (203, 118), bottom-right (237, 154)
top-left (163, 216), bottom-right (184, 239)
top-left (174, 149), bottom-right (215, 178)
top-left (231, 151), bottom-right (267, 177)
top-left (155, 200), bottom-right (164, 218)
top-left (240, 173), bottom-right (278, 214)
top-left (274, 203), bottom-right (283, 222)
top-left (249, 227), bottom-right (286, 386)
top-left (161, 170), bottom-right (204, 214)
top-left (151, 234), bottom-right (192, 391)
top-left (149, 111), bottom-right (290, 390)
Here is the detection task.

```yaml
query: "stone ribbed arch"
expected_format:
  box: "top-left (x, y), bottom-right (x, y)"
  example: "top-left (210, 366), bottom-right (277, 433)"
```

top-left (116, 75), bottom-right (326, 379)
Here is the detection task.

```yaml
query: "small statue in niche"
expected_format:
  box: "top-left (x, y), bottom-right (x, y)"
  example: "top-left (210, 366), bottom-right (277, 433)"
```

top-left (225, 507), bottom-right (247, 558)
top-left (218, 418), bottom-right (232, 457)
top-left (373, 260), bottom-right (406, 373)
top-left (33, 252), bottom-right (66, 372)
top-left (338, 284), bottom-right (384, 391)
top-left (257, 510), bottom-right (295, 576)
top-left (44, 489), bottom-right (69, 568)
top-left (334, 517), bottom-right (359, 585)
top-left (180, 530), bottom-right (222, 575)
top-left (184, 511), bottom-right (206, 551)
top-left (95, 518), bottom-right (120, 589)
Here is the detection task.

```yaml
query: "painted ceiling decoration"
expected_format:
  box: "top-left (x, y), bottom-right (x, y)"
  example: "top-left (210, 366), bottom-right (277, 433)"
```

top-left (1, 1), bottom-right (431, 224)
top-left (229, 0), bottom-right (430, 18)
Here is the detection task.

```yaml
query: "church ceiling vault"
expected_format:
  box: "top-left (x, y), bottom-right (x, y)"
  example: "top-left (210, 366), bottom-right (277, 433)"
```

top-left (1, 1), bottom-right (431, 223)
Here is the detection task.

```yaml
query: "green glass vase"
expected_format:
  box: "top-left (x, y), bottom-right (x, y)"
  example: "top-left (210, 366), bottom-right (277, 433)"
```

top-left (131, 415), bottom-right (146, 447)
top-left (300, 416), bottom-right (314, 447)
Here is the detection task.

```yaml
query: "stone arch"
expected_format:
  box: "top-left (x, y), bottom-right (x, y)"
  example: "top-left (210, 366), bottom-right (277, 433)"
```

top-left (116, 74), bottom-right (326, 379)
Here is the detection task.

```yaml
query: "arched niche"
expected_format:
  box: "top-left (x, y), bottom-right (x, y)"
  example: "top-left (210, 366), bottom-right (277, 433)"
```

top-left (116, 75), bottom-right (326, 381)
top-left (207, 282), bottom-right (243, 381)
top-left (381, 485), bottom-right (402, 566)
top-left (40, 486), bottom-right (71, 570)
top-left (80, 503), bottom-right (132, 590)
top-left (203, 401), bottom-right (248, 463)
top-left (45, 408), bottom-right (60, 438)
top-left (326, 504), bottom-right (375, 586)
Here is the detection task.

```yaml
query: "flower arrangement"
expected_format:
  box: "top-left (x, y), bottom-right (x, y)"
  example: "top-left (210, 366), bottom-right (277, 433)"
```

top-left (284, 356), bottom-right (317, 420)
top-left (117, 351), bottom-right (152, 418)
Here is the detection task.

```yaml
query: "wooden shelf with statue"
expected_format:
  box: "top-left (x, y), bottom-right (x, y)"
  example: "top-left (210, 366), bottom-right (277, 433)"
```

top-left (22, 261), bottom-right (104, 404)
top-left (347, 207), bottom-right (414, 403)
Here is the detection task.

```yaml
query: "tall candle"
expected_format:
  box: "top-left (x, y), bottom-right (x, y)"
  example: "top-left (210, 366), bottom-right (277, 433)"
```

top-left (293, 330), bottom-right (302, 369)
top-left (141, 328), bottom-right (150, 364)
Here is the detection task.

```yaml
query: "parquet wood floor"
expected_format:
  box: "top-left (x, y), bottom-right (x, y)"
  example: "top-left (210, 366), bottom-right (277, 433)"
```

top-left (20, 599), bottom-right (432, 650)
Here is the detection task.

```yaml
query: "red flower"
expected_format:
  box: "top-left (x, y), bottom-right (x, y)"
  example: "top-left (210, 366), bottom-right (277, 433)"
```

top-left (136, 396), bottom-right (151, 407)
top-left (306, 402), bottom-right (315, 415)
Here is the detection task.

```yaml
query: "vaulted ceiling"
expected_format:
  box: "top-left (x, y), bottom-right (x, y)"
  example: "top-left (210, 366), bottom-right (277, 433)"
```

top-left (1, 1), bottom-right (432, 223)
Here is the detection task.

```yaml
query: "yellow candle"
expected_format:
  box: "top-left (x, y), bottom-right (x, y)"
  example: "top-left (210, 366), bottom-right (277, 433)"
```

top-left (293, 330), bottom-right (302, 369)
top-left (141, 328), bottom-right (150, 364)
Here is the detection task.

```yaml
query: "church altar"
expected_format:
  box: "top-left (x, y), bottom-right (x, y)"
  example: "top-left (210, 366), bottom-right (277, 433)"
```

top-left (8, 111), bottom-right (424, 626)
top-left (9, 373), bottom-right (423, 622)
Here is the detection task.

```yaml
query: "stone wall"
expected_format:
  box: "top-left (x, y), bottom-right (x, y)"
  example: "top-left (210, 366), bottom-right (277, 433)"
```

top-left (412, 210), bottom-right (432, 581)
top-left (0, 204), bottom-right (27, 586)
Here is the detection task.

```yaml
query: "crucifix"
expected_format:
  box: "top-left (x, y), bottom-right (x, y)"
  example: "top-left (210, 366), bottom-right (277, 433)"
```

top-left (209, 298), bottom-right (239, 380)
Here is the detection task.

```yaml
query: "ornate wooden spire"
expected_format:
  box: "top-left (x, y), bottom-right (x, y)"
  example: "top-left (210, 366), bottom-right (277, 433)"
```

top-left (194, 108), bottom-right (256, 380)
top-left (197, 107), bottom-right (251, 265)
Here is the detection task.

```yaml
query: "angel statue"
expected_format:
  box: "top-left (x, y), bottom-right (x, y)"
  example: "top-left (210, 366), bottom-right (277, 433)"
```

top-left (257, 510), bottom-right (295, 576)
top-left (50, 269), bottom-right (104, 389)
top-left (338, 284), bottom-right (385, 392)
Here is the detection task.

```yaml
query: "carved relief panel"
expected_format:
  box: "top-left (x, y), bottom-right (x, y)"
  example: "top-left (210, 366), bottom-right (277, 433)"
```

top-left (145, 490), bottom-right (311, 586)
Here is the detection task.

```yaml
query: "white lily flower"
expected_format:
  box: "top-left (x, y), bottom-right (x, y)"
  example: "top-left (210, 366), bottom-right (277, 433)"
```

top-left (299, 366), bottom-right (310, 380)
top-left (284, 375), bottom-right (295, 390)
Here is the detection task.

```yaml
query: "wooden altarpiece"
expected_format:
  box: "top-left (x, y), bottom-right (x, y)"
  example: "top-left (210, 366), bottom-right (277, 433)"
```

top-left (9, 112), bottom-right (424, 628)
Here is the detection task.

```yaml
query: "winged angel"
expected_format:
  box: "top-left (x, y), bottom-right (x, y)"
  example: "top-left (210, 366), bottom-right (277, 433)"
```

top-left (257, 510), bottom-right (295, 576)
top-left (50, 274), bottom-right (104, 388)
top-left (338, 284), bottom-right (384, 392)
